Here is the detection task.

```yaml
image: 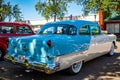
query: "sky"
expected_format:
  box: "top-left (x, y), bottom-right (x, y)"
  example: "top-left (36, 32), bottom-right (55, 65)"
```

top-left (6, 0), bottom-right (83, 20)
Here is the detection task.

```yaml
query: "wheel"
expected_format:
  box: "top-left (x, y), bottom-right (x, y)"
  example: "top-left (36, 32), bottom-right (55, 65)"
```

top-left (68, 61), bottom-right (83, 74)
top-left (107, 43), bottom-right (114, 56)
top-left (0, 49), bottom-right (4, 61)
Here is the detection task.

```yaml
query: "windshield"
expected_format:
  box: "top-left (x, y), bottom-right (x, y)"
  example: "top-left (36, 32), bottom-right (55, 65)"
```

top-left (37, 24), bottom-right (77, 35)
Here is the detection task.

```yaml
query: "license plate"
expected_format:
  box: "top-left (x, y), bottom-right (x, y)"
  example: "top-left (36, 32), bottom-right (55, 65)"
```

top-left (18, 55), bottom-right (25, 63)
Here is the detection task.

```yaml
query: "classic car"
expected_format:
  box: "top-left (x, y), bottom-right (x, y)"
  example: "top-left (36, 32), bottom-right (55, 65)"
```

top-left (0, 22), bottom-right (35, 61)
top-left (6, 20), bottom-right (117, 74)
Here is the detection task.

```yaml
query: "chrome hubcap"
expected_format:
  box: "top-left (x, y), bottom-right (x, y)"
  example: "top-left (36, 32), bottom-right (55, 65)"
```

top-left (110, 45), bottom-right (114, 55)
top-left (72, 61), bottom-right (82, 73)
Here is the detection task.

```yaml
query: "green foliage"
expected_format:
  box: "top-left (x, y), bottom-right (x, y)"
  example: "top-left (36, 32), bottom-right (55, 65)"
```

top-left (0, 0), bottom-right (22, 21)
top-left (12, 5), bottom-right (23, 21)
top-left (81, 0), bottom-right (120, 20)
top-left (35, 0), bottom-right (81, 21)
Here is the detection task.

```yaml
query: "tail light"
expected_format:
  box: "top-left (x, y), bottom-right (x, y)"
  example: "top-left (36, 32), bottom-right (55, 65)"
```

top-left (47, 40), bottom-right (52, 48)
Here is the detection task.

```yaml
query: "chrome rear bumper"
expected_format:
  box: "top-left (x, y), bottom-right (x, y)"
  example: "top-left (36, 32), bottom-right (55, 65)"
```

top-left (5, 55), bottom-right (60, 74)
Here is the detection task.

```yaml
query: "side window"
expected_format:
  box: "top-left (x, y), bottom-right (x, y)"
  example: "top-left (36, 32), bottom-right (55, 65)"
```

top-left (16, 26), bottom-right (32, 34)
top-left (90, 25), bottom-right (100, 35)
top-left (57, 27), bottom-right (64, 34)
top-left (39, 24), bottom-right (77, 35)
top-left (43, 27), bottom-right (55, 34)
top-left (0, 26), bottom-right (13, 34)
top-left (79, 25), bottom-right (90, 35)
top-left (68, 26), bottom-right (77, 35)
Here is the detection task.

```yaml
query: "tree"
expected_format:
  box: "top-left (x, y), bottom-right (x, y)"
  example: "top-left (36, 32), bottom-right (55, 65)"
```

top-left (12, 4), bottom-right (23, 22)
top-left (81, 0), bottom-right (120, 20)
top-left (35, 0), bottom-right (81, 21)
top-left (0, 0), bottom-right (22, 22)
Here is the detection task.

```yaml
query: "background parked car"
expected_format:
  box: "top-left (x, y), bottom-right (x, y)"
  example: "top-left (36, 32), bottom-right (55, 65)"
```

top-left (0, 22), bottom-right (35, 61)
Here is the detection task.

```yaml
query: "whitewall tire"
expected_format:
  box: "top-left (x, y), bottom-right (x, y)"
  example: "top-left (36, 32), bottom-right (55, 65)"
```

top-left (108, 43), bottom-right (115, 56)
top-left (68, 61), bottom-right (83, 74)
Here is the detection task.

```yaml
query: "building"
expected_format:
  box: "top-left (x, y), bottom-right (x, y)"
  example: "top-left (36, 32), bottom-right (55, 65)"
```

top-left (24, 14), bottom-right (99, 27)
top-left (105, 16), bottom-right (120, 40)
top-left (23, 14), bottom-right (99, 32)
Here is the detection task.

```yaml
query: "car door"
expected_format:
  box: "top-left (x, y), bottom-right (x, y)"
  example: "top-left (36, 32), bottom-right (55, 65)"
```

top-left (67, 25), bottom-right (91, 52)
top-left (0, 24), bottom-right (15, 53)
top-left (90, 25), bottom-right (107, 57)
top-left (77, 25), bottom-right (97, 61)
top-left (65, 25), bottom-right (91, 63)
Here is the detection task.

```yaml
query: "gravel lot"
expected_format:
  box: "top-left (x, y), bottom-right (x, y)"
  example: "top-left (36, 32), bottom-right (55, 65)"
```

top-left (0, 42), bottom-right (120, 80)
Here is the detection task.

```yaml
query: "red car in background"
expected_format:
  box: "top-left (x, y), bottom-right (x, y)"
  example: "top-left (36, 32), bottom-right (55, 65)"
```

top-left (0, 22), bottom-right (35, 61)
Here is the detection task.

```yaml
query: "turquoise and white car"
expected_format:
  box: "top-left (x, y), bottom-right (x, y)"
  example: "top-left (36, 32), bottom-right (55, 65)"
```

top-left (6, 20), bottom-right (117, 74)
